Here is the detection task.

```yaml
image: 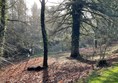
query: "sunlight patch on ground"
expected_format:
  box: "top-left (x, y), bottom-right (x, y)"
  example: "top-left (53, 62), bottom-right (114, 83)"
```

top-left (87, 65), bottom-right (118, 83)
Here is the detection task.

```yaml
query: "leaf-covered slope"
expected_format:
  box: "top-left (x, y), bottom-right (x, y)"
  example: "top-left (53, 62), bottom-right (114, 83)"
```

top-left (0, 55), bottom-right (93, 83)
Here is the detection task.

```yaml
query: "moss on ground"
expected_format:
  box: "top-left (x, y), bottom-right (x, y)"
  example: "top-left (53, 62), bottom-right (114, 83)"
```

top-left (87, 64), bottom-right (118, 83)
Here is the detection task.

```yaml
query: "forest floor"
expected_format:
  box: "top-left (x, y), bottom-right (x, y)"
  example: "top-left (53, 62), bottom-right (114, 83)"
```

top-left (0, 47), bottom-right (118, 83)
top-left (0, 53), bottom-right (94, 83)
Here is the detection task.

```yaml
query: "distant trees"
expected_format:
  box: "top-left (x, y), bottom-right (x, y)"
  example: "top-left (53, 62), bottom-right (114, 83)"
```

top-left (0, 0), bottom-right (117, 64)
top-left (3, 0), bottom-right (42, 59)
top-left (4, 0), bottom-right (29, 59)
top-left (29, 3), bottom-right (42, 54)
top-left (0, 0), bottom-right (43, 60)
top-left (45, 0), bottom-right (118, 60)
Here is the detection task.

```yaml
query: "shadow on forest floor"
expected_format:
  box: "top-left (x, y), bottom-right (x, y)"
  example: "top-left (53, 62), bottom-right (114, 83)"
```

top-left (0, 53), bottom-right (118, 83)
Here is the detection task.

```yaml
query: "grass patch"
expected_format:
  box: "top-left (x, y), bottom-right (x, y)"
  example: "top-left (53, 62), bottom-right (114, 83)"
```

top-left (87, 65), bottom-right (118, 83)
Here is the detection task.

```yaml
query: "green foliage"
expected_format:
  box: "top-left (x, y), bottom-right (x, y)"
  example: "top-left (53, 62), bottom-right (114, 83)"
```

top-left (87, 65), bottom-right (118, 83)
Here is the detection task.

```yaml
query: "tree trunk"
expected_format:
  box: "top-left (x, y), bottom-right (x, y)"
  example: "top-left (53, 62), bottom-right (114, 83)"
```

top-left (70, 1), bottom-right (83, 59)
top-left (0, 0), bottom-right (6, 56)
top-left (41, 0), bottom-right (48, 68)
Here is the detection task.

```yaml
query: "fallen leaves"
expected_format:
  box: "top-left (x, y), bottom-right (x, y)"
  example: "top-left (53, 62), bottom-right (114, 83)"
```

top-left (0, 56), bottom-right (94, 83)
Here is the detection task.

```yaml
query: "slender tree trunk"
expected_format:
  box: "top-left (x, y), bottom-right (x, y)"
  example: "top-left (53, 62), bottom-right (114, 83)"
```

top-left (0, 0), bottom-right (6, 56)
top-left (41, 0), bottom-right (48, 68)
top-left (70, 0), bottom-right (83, 59)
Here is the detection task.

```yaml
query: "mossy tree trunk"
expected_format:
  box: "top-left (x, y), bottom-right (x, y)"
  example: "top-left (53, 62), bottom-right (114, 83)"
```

top-left (0, 0), bottom-right (6, 56)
